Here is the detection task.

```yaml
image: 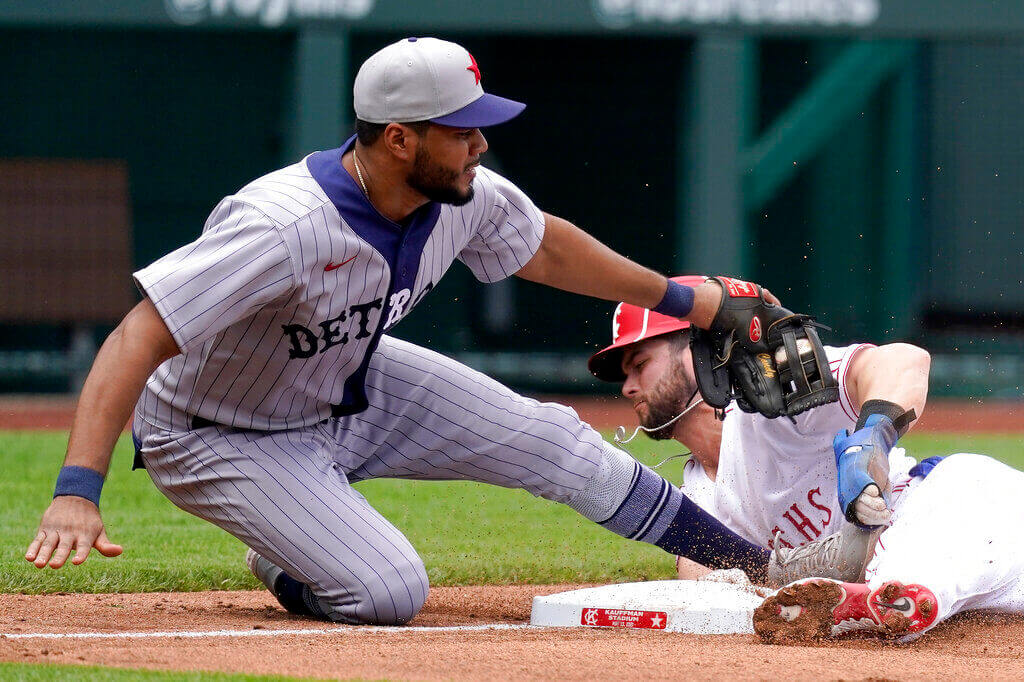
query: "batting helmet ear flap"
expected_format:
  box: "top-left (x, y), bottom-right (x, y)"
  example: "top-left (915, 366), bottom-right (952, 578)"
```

top-left (689, 327), bottom-right (732, 413)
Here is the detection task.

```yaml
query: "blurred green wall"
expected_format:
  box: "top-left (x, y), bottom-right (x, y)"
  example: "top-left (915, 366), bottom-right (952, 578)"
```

top-left (1, 28), bottom-right (1021, 394)
top-left (0, 29), bottom-right (292, 266)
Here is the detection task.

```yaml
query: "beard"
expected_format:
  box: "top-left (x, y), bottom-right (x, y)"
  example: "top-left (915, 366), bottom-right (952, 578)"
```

top-left (406, 145), bottom-right (475, 206)
top-left (639, 356), bottom-right (698, 440)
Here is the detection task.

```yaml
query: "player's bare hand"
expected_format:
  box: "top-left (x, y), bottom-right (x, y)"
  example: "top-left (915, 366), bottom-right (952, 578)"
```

top-left (25, 496), bottom-right (123, 569)
top-left (689, 280), bottom-right (723, 329)
top-left (853, 484), bottom-right (891, 527)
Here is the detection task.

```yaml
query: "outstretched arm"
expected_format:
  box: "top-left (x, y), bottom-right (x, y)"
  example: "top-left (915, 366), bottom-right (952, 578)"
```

top-left (845, 343), bottom-right (931, 425)
top-left (514, 212), bottom-right (745, 329)
top-left (25, 297), bottom-right (180, 569)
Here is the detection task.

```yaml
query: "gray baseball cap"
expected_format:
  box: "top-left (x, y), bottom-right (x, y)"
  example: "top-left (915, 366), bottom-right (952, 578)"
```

top-left (353, 37), bottom-right (526, 128)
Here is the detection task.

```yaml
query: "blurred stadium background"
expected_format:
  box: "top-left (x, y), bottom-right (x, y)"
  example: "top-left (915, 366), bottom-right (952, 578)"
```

top-left (1, 0), bottom-right (1021, 399)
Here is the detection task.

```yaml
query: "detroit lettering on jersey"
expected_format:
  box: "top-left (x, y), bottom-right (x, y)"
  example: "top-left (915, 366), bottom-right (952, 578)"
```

top-left (133, 135), bottom-right (544, 432)
top-left (679, 344), bottom-right (919, 550)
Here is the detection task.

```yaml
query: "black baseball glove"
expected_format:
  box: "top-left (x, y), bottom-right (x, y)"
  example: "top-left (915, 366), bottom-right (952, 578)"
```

top-left (690, 276), bottom-right (839, 419)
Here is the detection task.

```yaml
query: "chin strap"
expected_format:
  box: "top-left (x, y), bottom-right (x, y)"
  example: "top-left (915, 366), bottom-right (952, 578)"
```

top-left (614, 389), bottom-right (703, 445)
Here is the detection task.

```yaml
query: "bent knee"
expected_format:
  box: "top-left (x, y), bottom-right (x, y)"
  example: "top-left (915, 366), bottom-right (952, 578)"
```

top-left (320, 555), bottom-right (429, 626)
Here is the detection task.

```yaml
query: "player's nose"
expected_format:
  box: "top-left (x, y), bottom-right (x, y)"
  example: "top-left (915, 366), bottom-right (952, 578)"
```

top-left (471, 129), bottom-right (488, 155)
top-left (621, 374), bottom-right (640, 399)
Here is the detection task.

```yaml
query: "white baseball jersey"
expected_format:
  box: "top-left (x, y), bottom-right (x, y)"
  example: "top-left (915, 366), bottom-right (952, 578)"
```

top-left (680, 344), bottom-right (918, 550)
top-left (133, 135), bottom-right (543, 432)
top-left (673, 346), bottom-right (1024, 637)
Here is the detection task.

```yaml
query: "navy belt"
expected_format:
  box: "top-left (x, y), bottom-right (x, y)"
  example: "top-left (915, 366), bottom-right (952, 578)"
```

top-left (131, 432), bottom-right (145, 471)
top-left (189, 414), bottom-right (331, 431)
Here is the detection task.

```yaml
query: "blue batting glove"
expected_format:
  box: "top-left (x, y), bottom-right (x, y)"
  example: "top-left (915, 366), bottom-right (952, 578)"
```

top-left (833, 414), bottom-right (898, 528)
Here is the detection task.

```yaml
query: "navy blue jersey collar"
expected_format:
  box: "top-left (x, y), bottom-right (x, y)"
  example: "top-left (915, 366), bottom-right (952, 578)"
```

top-left (306, 135), bottom-right (441, 232)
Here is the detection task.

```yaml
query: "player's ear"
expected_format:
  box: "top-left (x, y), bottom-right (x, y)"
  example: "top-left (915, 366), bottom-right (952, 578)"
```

top-left (382, 123), bottom-right (416, 163)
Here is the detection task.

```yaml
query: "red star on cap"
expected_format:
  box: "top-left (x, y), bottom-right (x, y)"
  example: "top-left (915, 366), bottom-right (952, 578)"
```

top-left (466, 52), bottom-right (481, 85)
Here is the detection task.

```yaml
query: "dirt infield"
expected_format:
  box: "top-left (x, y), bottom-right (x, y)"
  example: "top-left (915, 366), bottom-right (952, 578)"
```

top-left (2, 394), bottom-right (1023, 432)
top-left (3, 588), bottom-right (1024, 680)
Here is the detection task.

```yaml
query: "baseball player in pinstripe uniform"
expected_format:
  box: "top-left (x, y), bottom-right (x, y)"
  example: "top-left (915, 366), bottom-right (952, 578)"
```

top-left (591, 279), bottom-right (1024, 642)
top-left (27, 38), bottom-right (870, 625)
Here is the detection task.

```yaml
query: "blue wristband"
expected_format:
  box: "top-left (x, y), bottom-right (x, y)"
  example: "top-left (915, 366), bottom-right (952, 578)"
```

top-left (651, 280), bottom-right (695, 318)
top-left (54, 465), bottom-right (104, 507)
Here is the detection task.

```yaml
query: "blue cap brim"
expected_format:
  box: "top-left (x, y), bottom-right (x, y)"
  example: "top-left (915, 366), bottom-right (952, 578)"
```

top-left (430, 93), bottom-right (526, 128)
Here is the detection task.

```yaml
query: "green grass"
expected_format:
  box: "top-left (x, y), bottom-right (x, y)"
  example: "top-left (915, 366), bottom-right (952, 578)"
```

top-left (0, 662), bottom-right (330, 681)
top-left (1, 429), bottom-right (1021, 594)
top-left (899, 432), bottom-right (1024, 470)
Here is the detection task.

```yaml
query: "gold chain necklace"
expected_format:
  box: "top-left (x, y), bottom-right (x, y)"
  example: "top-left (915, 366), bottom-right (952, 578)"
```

top-left (352, 150), bottom-right (370, 197)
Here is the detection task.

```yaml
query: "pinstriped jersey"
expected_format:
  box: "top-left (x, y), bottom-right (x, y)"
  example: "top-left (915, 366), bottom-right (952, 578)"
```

top-left (133, 135), bottom-right (544, 432)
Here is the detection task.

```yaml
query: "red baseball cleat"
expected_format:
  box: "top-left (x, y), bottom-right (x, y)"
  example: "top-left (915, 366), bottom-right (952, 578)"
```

top-left (753, 579), bottom-right (938, 643)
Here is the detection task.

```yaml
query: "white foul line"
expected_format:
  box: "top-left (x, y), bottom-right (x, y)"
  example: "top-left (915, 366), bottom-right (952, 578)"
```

top-left (0, 623), bottom-right (532, 641)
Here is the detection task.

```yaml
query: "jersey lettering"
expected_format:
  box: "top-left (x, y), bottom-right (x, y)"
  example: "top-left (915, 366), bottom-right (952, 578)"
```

top-left (383, 281), bottom-right (436, 331)
top-left (348, 299), bottom-right (383, 340)
top-left (783, 503), bottom-right (821, 542)
top-left (807, 487), bottom-right (833, 527)
top-left (282, 324), bottom-right (318, 359)
top-left (384, 288), bottom-right (412, 329)
top-left (282, 298), bottom-right (383, 359)
top-left (318, 310), bottom-right (350, 352)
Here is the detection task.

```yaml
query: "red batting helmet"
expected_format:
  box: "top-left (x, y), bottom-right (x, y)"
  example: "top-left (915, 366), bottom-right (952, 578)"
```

top-left (588, 275), bottom-right (706, 383)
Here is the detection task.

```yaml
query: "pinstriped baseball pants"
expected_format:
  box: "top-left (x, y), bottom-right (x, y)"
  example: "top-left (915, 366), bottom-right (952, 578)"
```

top-left (134, 336), bottom-right (609, 624)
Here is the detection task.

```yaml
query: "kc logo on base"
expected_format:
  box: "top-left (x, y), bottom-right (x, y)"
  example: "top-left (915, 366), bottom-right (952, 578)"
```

top-left (580, 608), bottom-right (667, 629)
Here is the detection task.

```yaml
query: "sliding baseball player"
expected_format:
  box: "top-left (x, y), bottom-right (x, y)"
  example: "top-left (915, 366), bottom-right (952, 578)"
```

top-left (590, 276), bottom-right (1024, 642)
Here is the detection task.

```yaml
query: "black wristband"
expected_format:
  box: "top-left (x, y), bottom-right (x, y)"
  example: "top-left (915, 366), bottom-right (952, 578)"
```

top-left (856, 399), bottom-right (917, 437)
top-left (53, 465), bottom-right (104, 507)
